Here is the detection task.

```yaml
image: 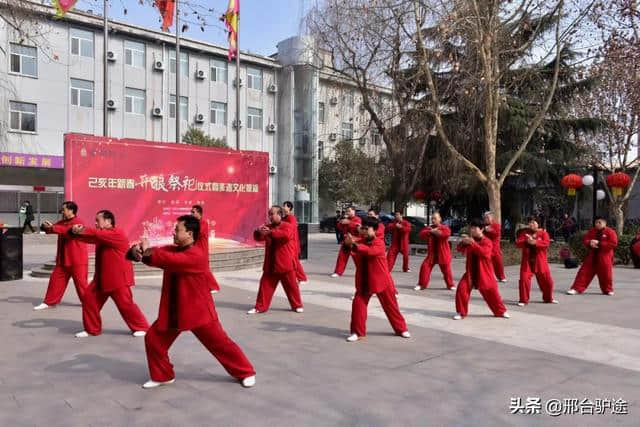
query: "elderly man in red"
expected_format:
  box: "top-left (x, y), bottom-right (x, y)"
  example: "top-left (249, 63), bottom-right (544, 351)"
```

top-left (453, 218), bottom-right (509, 320)
top-left (33, 201), bottom-right (89, 310)
top-left (414, 212), bottom-right (455, 291)
top-left (483, 211), bottom-right (507, 282)
top-left (515, 217), bottom-right (558, 306)
top-left (330, 207), bottom-right (362, 278)
top-left (247, 205), bottom-right (304, 314)
top-left (386, 211), bottom-right (412, 273)
top-left (282, 201), bottom-right (308, 284)
top-left (567, 216), bottom-right (618, 296)
top-left (130, 215), bottom-right (256, 389)
top-left (191, 205), bottom-right (220, 294)
top-left (343, 217), bottom-right (410, 342)
top-left (69, 210), bottom-right (149, 338)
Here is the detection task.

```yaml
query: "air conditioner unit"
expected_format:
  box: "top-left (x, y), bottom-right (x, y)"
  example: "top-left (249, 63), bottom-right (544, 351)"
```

top-left (269, 165), bottom-right (278, 174)
top-left (153, 60), bottom-right (165, 71)
top-left (267, 84), bottom-right (277, 93)
top-left (195, 69), bottom-right (206, 80)
top-left (107, 51), bottom-right (116, 62)
top-left (329, 133), bottom-right (337, 141)
top-left (233, 77), bottom-right (243, 88)
top-left (195, 113), bottom-right (205, 123)
top-left (233, 119), bottom-right (242, 128)
top-left (266, 123), bottom-right (276, 132)
top-left (106, 99), bottom-right (117, 110)
top-left (329, 96), bottom-right (338, 105)
top-left (152, 107), bottom-right (163, 117)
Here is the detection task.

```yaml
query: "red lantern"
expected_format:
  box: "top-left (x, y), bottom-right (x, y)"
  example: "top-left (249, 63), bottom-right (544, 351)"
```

top-left (414, 190), bottom-right (426, 201)
top-left (561, 174), bottom-right (584, 196)
top-left (429, 191), bottom-right (442, 201)
top-left (606, 172), bottom-right (632, 197)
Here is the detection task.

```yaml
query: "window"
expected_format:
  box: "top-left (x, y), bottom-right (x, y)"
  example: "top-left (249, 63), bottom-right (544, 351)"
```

top-left (125, 88), bottom-right (146, 115)
top-left (169, 50), bottom-right (188, 75)
top-left (125, 40), bottom-right (145, 68)
top-left (341, 122), bottom-right (353, 140)
top-left (71, 28), bottom-right (94, 58)
top-left (70, 78), bottom-right (94, 108)
top-left (318, 140), bottom-right (324, 161)
top-left (247, 66), bottom-right (262, 90)
top-left (169, 95), bottom-right (188, 119)
top-left (247, 107), bottom-right (263, 130)
top-left (318, 102), bottom-right (325, 124)
top-left (10, 44), bottom-right (37, 77)
top-left (344, 90), bottom-right (354, 107)
top-left (9, 101), bottom-right (37, 132)
top-left (210, 101), bottom-right (227, 125)
top-left (211, 59), bottom-right (228, 83)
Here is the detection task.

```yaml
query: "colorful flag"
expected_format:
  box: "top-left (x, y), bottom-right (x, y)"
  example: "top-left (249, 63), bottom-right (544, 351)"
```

top-left (155, 0), bottom-right (175, 32)
top-left (223, 0), bottom-right (239, 61)
top-left (52, 0), bottom-right (78, 18)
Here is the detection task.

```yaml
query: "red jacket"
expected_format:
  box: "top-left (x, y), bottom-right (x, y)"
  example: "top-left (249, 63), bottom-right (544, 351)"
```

top-left (143, 244), bottom-right (217, 331)
top-left (47, 216), bottom-right (88, 267)
top-left (72, 227), bottom-right (134, 292)
top-left (254, 221), bottom-right (297, 274)
top-left (419, 224), bottom-right (452, 265)
top-left (515, 228), bottom-right (551, 275)
top-left (351, 237), bottom-right (393, 294)
top-left (386, 220), bottom-right (411, 251)
top-left (483, 223), bottom-right (502, 256)
top-left (457, 237), bottom-right (497, 290)
top-left (632, 232), bottom-right (640, 257)
top-left (282, 213), bottom-right (301, 256)
top-left (196, 219), bottom-right (211, 254)
top-left (337, 215), bottom-right (362, 235)
top-left (582, 227), bottom-right (618, 265)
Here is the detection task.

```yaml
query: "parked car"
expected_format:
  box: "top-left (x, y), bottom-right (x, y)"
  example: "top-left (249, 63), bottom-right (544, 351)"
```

top-left (319, 215), bottom-right (338, 232)
top-left (404, 216), bottom-right (429, 244)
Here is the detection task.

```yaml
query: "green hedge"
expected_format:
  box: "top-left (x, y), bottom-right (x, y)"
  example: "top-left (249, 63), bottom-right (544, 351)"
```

top-left (568, 230), bottom-right (635, 265)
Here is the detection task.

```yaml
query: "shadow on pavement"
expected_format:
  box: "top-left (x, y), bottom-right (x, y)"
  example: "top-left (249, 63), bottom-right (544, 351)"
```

top-left (0, 295), bottom-right (82, 308)
top-left (12, 317), bottom-right (82, 334)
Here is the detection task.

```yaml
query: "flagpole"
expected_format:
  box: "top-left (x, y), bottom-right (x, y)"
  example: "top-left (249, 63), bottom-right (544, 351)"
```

top-left (175, 0), bottom-right (181, 143)
top-left (103, 0), bottom-right (109, 137)
top-left (235, 7), bottom-right (240, 151)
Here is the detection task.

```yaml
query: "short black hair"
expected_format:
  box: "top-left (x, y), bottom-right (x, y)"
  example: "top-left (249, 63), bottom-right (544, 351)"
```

top-left (270, 205), bottom-right (284, 217)
top-left (62, 201), bottom-right (78, 214)
top-left (368, 206), bottom-right (379, 215)
top-left (177, 215), bottom-right (200, 241)
top-left (97, 210), bottom-right (116, 226)
top-left (361, 217), bottom-right (379, 230)
top-left (594, 216), bottom-right (607, 223)
top-left (468, 218), bottom-right (484, 229)
top-left (526, 216), bottom-right (539, 224)
top-left (192, 205), bottom-right (203, 215)
top-left (283, 201), bottom-right (293, 209)
top-left (394, 210), bottom-right (403, 215)
top-left (346, 206), bottom-right (355, 211)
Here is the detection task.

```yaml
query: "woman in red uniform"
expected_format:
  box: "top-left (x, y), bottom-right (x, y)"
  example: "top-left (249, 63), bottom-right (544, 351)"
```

top-left (386, 211), bottom-right (412, 272)
top-left (515, 217), bottom-right (557, 306)
top-left (191, 205), bottom-right (221, 294)
top-left (415, 212), bottom-right (455, 291)
top-left (282, 201), bottom-right (308, 284)
top-left (483, 211), bottom-right (507, 282)
top-left (330, 207), bottom-right (362, 277)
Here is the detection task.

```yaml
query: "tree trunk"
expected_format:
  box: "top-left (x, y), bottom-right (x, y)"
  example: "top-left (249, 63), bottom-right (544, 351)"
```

top-left (613, 202), bottom-right (624, 236)
top-left (486, 178), bottom-right (502, 224)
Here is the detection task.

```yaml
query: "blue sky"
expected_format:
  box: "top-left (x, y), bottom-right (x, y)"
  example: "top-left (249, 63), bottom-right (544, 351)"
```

top-left (76, 0), bottom-right (306, 57)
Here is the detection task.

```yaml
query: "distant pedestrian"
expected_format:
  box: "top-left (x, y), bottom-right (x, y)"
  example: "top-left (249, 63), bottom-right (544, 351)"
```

top-left (21, 201), bottom-right (36, 233)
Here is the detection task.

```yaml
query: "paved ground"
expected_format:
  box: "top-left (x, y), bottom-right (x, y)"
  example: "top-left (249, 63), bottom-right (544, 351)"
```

top-left (1, 233), bottom-right (639, 426)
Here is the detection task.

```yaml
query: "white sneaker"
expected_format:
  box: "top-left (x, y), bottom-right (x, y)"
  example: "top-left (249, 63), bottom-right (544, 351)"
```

top-left (607, 292), bottom-right (615, 296)
top-left (210, 290), bottom-right (219, 294)
top-left (247, 308), bottom-right (259, 315)
top-left (452, 314), bottom-right (462, 320)
top-left (142, 378), bottom-right (175, 389)
top-left (132, 331), bottom-right (147, 337)
top-left (330, 273), bottom-right (339, 278)
top-left (550, 299), bottom-right (559, 304)
top-left (294, 307), bottom-right (304, 313)
top-left (33, 303), bottom-right (52, 311)
top-left (241, 375), bottom-right (256, 388)
top-left (516, 302), bottom-right (525, 307)
top-left (502, 312), bottom-right (510, 319)
top-left (299, 281), bottom-right (308, 285)
top-left (346, 334), bottom-right (359, 342)
top-left (566, 289), bottom-right (578, 295)
top-left (74, 331), bottom-right (90, 338)
top-left (449, 287), bottom-right (457, 291)
top-left (413, 285), bottom-right (423, 291)
top-left (400, 331), bottom-right (411, 338)
top-left (405, 269), bottom-right (412, 273)
top-left (499, 279), bottom-right (508, 283)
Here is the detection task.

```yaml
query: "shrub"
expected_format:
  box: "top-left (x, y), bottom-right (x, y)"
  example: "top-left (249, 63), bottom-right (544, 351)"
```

top-left (568, 231), bottom-right (588, 262)
top-left (568, 230), bottom-right (635, 265)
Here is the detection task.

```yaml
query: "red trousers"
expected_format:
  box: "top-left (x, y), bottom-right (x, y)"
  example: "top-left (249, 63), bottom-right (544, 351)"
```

top-left (295, 258), bottom-right (308, 282)
top-left (519, 270), bottom-right (554, 304)
top-left (334, 249), bottom-right (355, 275)
top-left (144, 320), bottom-right (255, 382)
top-left (254, 270), bottom-right (302, 312)
top-left (82, 283), bottom-right (150, 335)
top-left (570, 260), bottom-right (613, 294)
top-left (206, 271), bottom-right (220, 292)
top-left (417, 260), bottom-right (454, 289)
top-left (491, 254), bottom-right (506, 281)
top-left (43, 264), bottom-right (88, 305)
top-left (387, 246), bottom-right (409, 272)
top-left (350, 287), bottom-right (408, 337)
top-left (455, 274), bottom-right (507, 317)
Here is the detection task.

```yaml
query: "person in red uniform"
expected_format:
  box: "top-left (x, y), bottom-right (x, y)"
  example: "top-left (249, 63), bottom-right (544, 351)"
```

top-left (483, 211), bottom-right (507, 282)
top-left (453, 218), bottom-right (509, 320)
top-left (386, 211), bottom-right (412, 272)
top-left (631, 230), bottom-right (640, 268)
top-left (33, 201), bottom-right (89, 310)
top-left (414, 212), bottom-right (455, 291)
top-left (330, 207), bottom-right (362, 277)
top-left (282, 201), bottom-right (308, 284)
top-left (69, 210), bottom-right (150, 337)
top-left (343, 217), bottom-right (411, 342)
top-left (567, 217), bottom-right (618, 296)
top-left (129, 215), bottom-right (256, 389)
top-left (247, 205), bottom-right (304, 314)
top-left (514, 217), bottom-right (558, 306)
top-left (191, 205), bottom-right (220, 294)
top-left (367, 207), bottom-right (386, 240)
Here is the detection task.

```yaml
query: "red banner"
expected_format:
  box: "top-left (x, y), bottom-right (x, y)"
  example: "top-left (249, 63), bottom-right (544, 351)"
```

top-left (64, 134), bottom-right (269, 249)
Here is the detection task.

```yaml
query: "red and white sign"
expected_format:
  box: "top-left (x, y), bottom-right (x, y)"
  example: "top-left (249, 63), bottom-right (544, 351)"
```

top-left (64, 134), bottom-right (269, 248)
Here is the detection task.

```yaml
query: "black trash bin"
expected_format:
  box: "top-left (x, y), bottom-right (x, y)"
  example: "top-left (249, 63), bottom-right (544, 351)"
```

top-left (0, 227), bottom-right (23, 281)
top-left (298, 223), bottom-right (308, 260)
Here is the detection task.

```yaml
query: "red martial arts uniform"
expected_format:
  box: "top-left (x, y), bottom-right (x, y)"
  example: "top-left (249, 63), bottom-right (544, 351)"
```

top-left (333, 216), bottom-right (362, 275)
top-left (43, 217), bottom-right (89, 305)
top-left (416, 225), bottom-right (454, 289)
top-left (72, 227), bottom-right (149, 335)
top-left (350, 237), bottom-right (408, 337)
top-left (483, 222), bottom-right (506, 281)
top-left (143, 244), bottom-right (255, 382)
top-left (515, 229), bottom-right (555, 304)
top-left (253, 221), bottom-right (303, 312)
top-left (386, 219), bottom-right (411, 272)
top-left (197, 219), bottom-right (220, 292)
top-left (631, 231), bottom-right (640, 258)
top-left (570, 226), bottom-right (618, 294)
top-left (455, 237), bottom-right (507, 318)
top-left (282, 213), bottom-right (308, 282)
